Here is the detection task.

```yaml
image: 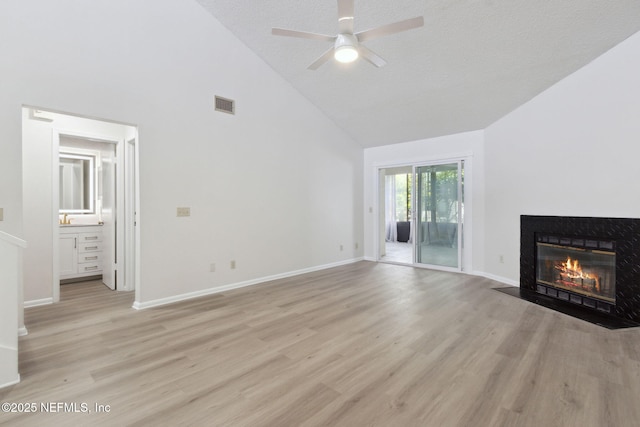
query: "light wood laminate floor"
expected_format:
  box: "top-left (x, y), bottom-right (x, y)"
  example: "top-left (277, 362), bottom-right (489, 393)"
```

top-left (2, 261), bottom-right (640, 426)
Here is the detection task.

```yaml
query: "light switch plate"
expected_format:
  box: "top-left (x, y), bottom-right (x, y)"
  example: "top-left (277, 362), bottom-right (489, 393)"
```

top-left (0, 207), bottom-right (3, 221)
top-left (177, 207), bottom-right (191, 217)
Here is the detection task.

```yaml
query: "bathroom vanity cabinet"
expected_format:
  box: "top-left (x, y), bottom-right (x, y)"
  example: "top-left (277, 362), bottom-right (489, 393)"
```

top-left (59, 225), bottom-right (103, 280)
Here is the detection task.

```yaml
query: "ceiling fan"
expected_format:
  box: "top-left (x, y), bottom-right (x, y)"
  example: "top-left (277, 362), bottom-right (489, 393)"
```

top-left (272, 0), bottom-right (424, 70)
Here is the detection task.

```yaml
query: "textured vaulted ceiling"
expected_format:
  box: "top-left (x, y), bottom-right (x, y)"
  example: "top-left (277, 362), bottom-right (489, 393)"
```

top-left (195, 0), bottom-right (640, 148)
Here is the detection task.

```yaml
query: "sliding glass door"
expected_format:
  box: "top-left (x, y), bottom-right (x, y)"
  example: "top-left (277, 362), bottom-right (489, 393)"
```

top-left (414, 162), bottom-right (463, 270)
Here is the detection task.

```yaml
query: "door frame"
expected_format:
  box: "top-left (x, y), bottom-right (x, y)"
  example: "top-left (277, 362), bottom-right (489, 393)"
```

top-left (124, 134), bottom-right (139, 294)
top-left (373, 153), bottom-right (473, 273)
top-left (51, 124), bottom-right (138, 301)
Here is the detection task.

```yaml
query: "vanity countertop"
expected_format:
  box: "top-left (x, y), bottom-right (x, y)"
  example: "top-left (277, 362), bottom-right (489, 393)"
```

top-left (60, 223), bottom-right (103, 227)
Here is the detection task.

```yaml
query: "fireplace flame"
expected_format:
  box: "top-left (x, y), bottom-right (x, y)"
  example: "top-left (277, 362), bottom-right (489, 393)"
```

top-left (555, 256), bottom-right (601, 292)
top-left (560, 257), bottom-right (594, 279)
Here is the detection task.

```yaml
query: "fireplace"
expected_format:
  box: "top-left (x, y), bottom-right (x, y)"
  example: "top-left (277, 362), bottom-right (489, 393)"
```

top-left (536, 234), bottom-right (616, 310)
top-left (521, 216), bottom-right (640, 327)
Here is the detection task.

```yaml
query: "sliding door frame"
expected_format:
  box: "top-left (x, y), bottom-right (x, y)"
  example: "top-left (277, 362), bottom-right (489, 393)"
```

top-left (373, 153), bottom-right (473, 273)
top-left (413, 160), bottom-right (463, 272)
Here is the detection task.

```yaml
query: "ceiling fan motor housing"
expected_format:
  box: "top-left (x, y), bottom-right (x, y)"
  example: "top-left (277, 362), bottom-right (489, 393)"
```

top-left (334, 34), bottom-right (359, 63)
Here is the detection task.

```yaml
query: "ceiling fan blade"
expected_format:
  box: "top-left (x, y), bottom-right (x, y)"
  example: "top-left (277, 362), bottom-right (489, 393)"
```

top-left (337, 0), bottom-right (355, 34)
top-left (356, 16), bottom-right (424, 42)
top-left (359, 45), bottom-right (387, 68)
top-left (308, 47), bottom-right (336, 70)
top-left (272, 28), bottom-right (335, 42)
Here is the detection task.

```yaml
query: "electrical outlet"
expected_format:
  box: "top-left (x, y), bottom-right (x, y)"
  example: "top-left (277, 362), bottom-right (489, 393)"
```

top-left (369, 207), bottom-right (373, 213)
top-left (0, 207), bottom-right (3, 221)
top-left (177, 207), bottom-right (191, 217)
top-left (355, 242), bottom-right (359, 250)
top-left (230, 260), bottom-right (236, 269)
top-left (210, 263), bottom-right (216, 272)
top-left (499, 255), bottom-right (504, 263)
top-left (340, 244), bottom-right (344, 251)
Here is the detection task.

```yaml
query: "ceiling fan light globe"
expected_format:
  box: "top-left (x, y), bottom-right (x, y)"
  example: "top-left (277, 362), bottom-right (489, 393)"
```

top-left (335, 46), bottom-right (358, 63)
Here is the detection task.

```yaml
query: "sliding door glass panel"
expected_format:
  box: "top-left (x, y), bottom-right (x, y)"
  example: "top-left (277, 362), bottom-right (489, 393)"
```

top-left (415, 162), bottom-right (462, 269)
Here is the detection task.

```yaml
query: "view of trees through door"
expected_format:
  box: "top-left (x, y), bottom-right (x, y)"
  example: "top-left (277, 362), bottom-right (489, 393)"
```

top-left (415, 162), bottom-right (463, 268)
top-left (379, 161), bottom-right (464, 270)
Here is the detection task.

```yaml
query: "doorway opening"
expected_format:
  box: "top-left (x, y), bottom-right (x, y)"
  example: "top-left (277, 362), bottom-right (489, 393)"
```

top-left (380, 166), bottom-right (413, 264)
top-left (21, 107), bottom-right (139, 306)
top-left (377, 159), bottom-right (466, 272)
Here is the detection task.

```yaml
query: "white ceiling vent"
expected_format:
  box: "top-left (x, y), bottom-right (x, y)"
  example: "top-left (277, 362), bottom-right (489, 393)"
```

top-left (215, 96), bottom-right (235, 115)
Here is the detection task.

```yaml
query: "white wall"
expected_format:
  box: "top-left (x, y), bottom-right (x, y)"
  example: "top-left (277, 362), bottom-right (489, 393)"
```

top-left (483, 30), bottom-right (640, 284)
top-left (2, 0), bottom-right (362, 307)
top-left (0, 234), bottom-right (24, 387)
top-left (363, 131), bottom-right (485, 273)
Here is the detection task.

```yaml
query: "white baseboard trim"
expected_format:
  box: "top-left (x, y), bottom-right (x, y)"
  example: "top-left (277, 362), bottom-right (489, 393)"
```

top-left (24, 297), bottom-right (53, 308)
top-left (18, 327), bottom-right (28, 337)
top-left (473, 271), bottom-right (519, 287)
top-left (0, 376), bottom-right (20, 389)
top-left (132, 257), bottom-right (364, 310)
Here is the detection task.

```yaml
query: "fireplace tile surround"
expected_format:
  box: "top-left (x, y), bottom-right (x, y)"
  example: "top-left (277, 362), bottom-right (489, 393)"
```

top-left (520, 215), bottom-right (640, 328)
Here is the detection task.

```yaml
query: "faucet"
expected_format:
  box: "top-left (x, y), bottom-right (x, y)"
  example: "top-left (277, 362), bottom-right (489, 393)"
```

top-left (60, 213), bottom-right (71, 225)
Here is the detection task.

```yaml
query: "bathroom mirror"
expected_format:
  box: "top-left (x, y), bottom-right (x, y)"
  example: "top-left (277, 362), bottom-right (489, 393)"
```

top-left (59, 153), bottom-right (95, 213)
